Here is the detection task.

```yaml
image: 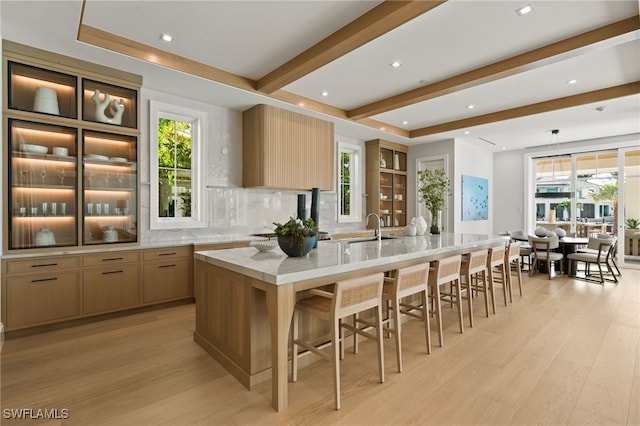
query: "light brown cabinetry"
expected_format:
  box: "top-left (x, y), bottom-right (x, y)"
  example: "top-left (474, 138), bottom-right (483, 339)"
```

top-left (3, 41), bottom-right (140, 252)
top-left (243, 104), bottom-right (334, 191)
top-left (1, 245), bottom-right (195, 332)
top-left (82, 252), bottom-right (141, 314)
top-left (2, 256), bottom-right (80, 329)
top-left (366, 139), bottom-right (408, 228)
top-left (143, 246), bottom-right (193, 303)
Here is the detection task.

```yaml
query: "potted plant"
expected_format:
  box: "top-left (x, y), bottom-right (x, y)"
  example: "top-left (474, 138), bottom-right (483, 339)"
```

top-left (273, 217), bottom-right (318, 257)
top-left (626, 218), bottom-right (640, 230)
top-left (417, 168), bottom-right (451, 234)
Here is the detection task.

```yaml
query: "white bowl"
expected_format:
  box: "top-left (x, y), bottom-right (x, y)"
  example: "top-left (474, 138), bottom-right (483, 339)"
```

top-left (52, 147), bottom-right (69, 156)
top-left (85, 154), bottom-right (109, 161)
top-left (251, 239), bottom-right (278, 252)
top-left (110, 157), bottom-right (128, 163)
top-left (22, 144), bottom-right (48, 154)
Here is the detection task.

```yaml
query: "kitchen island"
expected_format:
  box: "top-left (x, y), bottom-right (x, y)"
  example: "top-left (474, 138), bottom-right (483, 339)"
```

top-left (193, 233), bottom-right (507, 411)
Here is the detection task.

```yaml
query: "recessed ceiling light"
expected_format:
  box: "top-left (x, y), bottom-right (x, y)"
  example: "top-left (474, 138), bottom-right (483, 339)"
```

top-left (321, 91), bottom-right (328, 97)
top-left (402, 121), bottom-right (408, 125)
top-left (467, 105), bottom-right (475, 109)
top-left (567, 79), bottom-right (577, 84)
top-left (390, 61), bottom-right (401, 68)
top-left (464, 131), bottom-right (470, 135)
top-left (160, 33), bottom-right (173, 42)
top-left (501, 147), bottom-right (507, 150)
top-left (516, 3), bottom-right (533, 16)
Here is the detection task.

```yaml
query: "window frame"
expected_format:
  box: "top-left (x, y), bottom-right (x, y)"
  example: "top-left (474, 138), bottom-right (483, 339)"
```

top-left (337, 141), bottom-right (363, 223)
top-left (149, 100), bottom-right (207, 229)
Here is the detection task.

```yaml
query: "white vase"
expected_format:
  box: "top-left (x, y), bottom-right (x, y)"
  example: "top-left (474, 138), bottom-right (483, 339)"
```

top-left (35, 228), bottom-right (56, 246)
top-left (404, 222), bottom-right (417, 236)
top-left (412, 216), bottom-right (427, 236)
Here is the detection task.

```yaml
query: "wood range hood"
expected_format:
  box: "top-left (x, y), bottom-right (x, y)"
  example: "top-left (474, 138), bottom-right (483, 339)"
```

top-left (242, 104), bottom-right (334, 191)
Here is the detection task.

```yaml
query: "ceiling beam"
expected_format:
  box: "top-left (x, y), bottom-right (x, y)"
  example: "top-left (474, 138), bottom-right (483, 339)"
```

top-left (255, 0), bottom-right (446, 94)
top-left (409, 82), bottom-right (640, 138)
top-left (348, 16), bottom-right (640, 120)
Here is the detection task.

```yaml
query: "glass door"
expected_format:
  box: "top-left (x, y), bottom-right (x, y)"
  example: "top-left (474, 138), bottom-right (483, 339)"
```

top-left (8, 119), bottom-right (78, 249)
top-left (620, 148), bottom-right (640, 268)
top-left (82, 130), bottom-right (137, 245)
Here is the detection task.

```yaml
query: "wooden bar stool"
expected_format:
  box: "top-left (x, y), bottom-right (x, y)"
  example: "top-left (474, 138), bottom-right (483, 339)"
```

top-left (505, 241), bottom-right (523, 301)
top-left (428, 255), bottom-right (463, 347)
top-left (461, 249), bottom-right (490, 326)
top-left (487, 245), bottom-right (509, 310)
top-left (380, 263), bottom-right (431, 373)
top-left (291, 273), bottom-right (385, 410)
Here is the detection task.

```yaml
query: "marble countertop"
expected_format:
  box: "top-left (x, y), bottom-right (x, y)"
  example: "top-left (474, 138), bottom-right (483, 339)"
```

top-left (194, 233), bottom-right (508, 285)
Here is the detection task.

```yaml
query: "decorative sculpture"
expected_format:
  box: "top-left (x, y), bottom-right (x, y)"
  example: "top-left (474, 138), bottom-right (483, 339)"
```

top-left (91, 90), bottom-right (125, 125)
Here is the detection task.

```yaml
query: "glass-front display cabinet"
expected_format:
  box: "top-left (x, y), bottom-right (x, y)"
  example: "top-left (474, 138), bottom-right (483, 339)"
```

top-left (3, 41), bottom-right (141, 252)
top-left (82, 130), bottom-right (137, 245)
top-left (7, 120), bottom-right (78, 249)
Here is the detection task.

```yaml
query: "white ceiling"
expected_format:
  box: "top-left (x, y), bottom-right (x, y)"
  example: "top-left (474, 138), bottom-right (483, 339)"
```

top-left (2, 0), bottom-right (639, 151)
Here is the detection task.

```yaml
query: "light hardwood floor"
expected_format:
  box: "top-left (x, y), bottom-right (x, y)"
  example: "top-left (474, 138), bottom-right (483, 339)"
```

top-left (1, 268), bottom-right (639, 425)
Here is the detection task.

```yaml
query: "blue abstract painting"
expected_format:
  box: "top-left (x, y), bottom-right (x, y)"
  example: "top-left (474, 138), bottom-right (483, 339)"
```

top-left (462, 175), bottom-right (488, 221)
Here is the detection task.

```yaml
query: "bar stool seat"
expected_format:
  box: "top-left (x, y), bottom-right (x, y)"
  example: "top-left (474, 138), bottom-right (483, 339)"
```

top-left (291, 273), bottom-right (385, 410)
top-left (505, 241), bottom-right (523, 300)
top-left (428, 255), bottom-right (463, 347)
top-left (461, 249), bottom-right (490, 325)
top-left (380, 263), bottom-right (431, 373)
top-left (487, 245), bottom-right (509, 309)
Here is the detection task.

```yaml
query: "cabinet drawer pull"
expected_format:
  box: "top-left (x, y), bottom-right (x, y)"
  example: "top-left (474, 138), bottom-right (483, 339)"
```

top-left (31, 263), bottom-right (58, 268)
top-left (158, 252), bottom-right (176, 256)
top-left (102, 270), bottom-right (124, 275)
top-left (102, 257), bottom-right (124, 262)
top-left (159, 264), bottom-right (177, 268)
top-left (31, 277), bottom-right (58, 283)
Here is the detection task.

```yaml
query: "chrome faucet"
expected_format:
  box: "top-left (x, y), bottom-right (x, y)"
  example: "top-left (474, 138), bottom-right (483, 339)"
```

top-left (366, 213), bottom-right (382, 241)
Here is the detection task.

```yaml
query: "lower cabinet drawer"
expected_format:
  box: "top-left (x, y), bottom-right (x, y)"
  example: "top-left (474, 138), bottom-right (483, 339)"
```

top-left (83, 265), bottom-right (141, 314)
top-left (6, 272), bottom-right (80, 328)
top-left (143, 259), bottom-right (192, 303)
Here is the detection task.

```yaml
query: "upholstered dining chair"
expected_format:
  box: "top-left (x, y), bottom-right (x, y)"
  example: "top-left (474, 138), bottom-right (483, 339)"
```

top-left (528, 235), bottom-right (564, 279)
top-left (568, 236), bottom-right (618, 284)
top-left (291, 273), bottom-right (385, 410)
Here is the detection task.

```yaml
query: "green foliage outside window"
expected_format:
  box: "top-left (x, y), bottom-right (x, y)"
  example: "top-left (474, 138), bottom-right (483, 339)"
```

top-left (158, 118), bottom-right (192, 217)
top-left (340, 152), bottom-right (351, 216)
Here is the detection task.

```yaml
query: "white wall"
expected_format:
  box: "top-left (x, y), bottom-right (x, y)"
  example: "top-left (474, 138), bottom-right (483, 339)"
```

top-left (454, 138), bottom-right (494, 236)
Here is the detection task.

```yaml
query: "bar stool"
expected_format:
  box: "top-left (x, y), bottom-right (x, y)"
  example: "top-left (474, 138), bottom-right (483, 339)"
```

top-left (505, 241), bottom-right (523, 301)
top-left (291, 273), bottom-right (385, 410)
top-left (380, 263), bottom-right (431, 373)
top-left (428, 255), bottom-right (463, 347)
top-left (487, 245), bottom-right (509, 309)
top-left (460, 249), bottom-right (490, 326)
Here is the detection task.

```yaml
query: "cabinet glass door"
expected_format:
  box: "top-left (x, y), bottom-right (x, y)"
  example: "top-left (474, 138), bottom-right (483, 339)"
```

top-left (8, 119), bottom-right (78, 249)
top-left (82, 130), bottom-right (137, 245)
top-left (394, 174), bottom-right (407, 227)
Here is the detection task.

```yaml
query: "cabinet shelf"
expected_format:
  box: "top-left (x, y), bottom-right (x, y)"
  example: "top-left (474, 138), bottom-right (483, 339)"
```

top-left (366, 139), bottom-right (408, 228)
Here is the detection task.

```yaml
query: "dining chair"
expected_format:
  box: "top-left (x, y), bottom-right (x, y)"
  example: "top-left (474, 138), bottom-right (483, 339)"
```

top-left (291, 273), bottom-right (385, 410)
top-left (569, 236), bottom-right (618, 284)
top-left (578, 234), bottom-right (622, 277)
top-left (428, 255), bottom-right (463, 347)
top-left (528, 235), bottom-right (564, 279)
top-left (378, 263), bottom-right (431, 373)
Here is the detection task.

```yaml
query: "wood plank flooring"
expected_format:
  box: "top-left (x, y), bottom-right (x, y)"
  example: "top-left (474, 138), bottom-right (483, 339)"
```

top-left (1, 268), bottom-right (638, 425)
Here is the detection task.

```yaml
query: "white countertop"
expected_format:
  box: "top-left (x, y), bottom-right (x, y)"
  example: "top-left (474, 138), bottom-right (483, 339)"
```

top-left (194, 233), bottom-right (508, 285)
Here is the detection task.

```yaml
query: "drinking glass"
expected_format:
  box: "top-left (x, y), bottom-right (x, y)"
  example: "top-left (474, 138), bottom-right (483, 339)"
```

top-left (41, 202), bottom-right (48, 216)
top-left (51, 202), bottom-right (57, 216)
top-left (87, 202), bottom-right (94, 216)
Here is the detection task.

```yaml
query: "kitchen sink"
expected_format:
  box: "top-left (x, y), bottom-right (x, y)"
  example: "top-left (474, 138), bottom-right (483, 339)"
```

top-left (345, 236), bottom-right (396, 244)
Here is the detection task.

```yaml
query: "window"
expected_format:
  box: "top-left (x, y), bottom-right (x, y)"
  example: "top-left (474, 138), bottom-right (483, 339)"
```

top-left (150, 101), bottom-right (206, 229)
top-left (337, 141), bottom-right (362, 222)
